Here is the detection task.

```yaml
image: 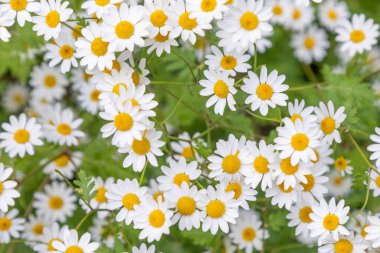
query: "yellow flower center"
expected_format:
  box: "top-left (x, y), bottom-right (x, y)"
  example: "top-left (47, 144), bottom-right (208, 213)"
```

top-left (65, 246), bottom-right (84, 253)
top-left (179, 12), bottom-right (197, 30)
top-left (72, 25), bottom-right (83, 39)
top-left (304, 37), bottom-right (315, 49)
top-left (46, 11), bottom-right (60, 28)
top-left (361, 224), bottom-right (369, 238)
top-left (48, 238), bottom-right (61, 251)
top-left (334, 175), bottom-right (344, 185)
top-left (225, 182), bottom-right (242, 199)
top-left (54, 154), bottom-right (70, 167)
top-left (14, 129), bottom-right (30, 143)
top-left (241, 227), bottom-right (256, 242)
top-left (44, 75), bottom-right (57, 88)
top-left (122, 193), bottom-right (140, 210)
top-left (323, 214), bottom-right (339, 231)
top-left (154, 33), bottom-right (169, 42)
top-left (150, 10), bottom-right (168, 27)
top-left (213, 80), bottom-right (229, 98)
top-left (299, 206), bottom-right (313, 223)
top-left (311, 149), bottom-right (320, 163)
top-left (181, 146), bottom-right (194, 159)
top-left (350, 30), bottom-right (365, 43)
top-left (177, 196), bottom-right (196, 216)
top-left (291, 133), bottom-right (309, 151)
top-left (240, 12), bottom-right (259, 31)
top-left (278, 182), bottom-right (293, 193)
top-left (95, 187), bottom-right (107, 203)
top-left (132, 71), bottom-right (140, 86)
top-left (321, 117), bottom-right (336, 134)
top-left (153, 191), bottom-right (164, 202)
top-left (201, 0), bottom-right (217, 12)
top-left (0, 218), bottom-right (12, 231)
top-left (59, 45), bottom-right (74, 59)
top-left (256, 83), bottom-right (273, 100)
top-left (328, 9), bottom-right (337, 20)
top-left (49, 196), bottom-right (64, 210)
top-left (301, 174), bottom-right (315, 192)
top-left (334, 239), bottom-right (353, 253)
top-left (335, 156), bottom-right (348, 171)
top-left (272, 5), bottom-right (283, 15)
top-left (291, 114), bottom-right (303, 123)
top-left (115, 21), bottom-right (134, 39)
top-left (253, 155), bottom-right (269, 174)
top-left (56, 123), bottom-right (72, 136)
top-left (91, 37), bottom-right (109, 57)
top-left (32, 223), bottom-right (44, 235)
top-left (90, 89), bottom-right (100, 101)
top-left (375, 176), bottom-right (380, 188)
top-left (95, 0), bottom-right (110, 6)
top-left (292, 8), bottom-right (301, 20)
top-left (280, 158), bottom-right (299, 175)
top-left (10, 0), bottom-right (26, 11)
top-left (112, 83), bottom-right (127, 95)
top-left (149, 210), bottom-right (165, 228)
top-left (132, 137), bottom-right (151, 155)
top-left (173, 173), bottom-right (190, 186)
top-left (222, 154), bottom-right (241, 174)
top-left (206, 200), bottom-right (226, 218)
top-left (220, 56), bottom-right (237, 70)
top-left (114, 113), bottom-right (133, 131)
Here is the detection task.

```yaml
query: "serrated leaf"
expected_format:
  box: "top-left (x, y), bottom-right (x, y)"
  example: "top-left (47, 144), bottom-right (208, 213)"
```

top-left (73, 170), bottom-right (96, 203)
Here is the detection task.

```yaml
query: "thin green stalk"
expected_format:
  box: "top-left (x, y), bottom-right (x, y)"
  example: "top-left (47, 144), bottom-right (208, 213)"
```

top-left (244, 109), bottom-right (282, 124)
top-left (76, 210), bottom-right (94, 230)
top-left (139, 161), bottom-right (148, 186)
top-left (161, 91), bottom-right (186, 124)
top-left (172, 50), bottom-right (198, 82)
top-left (352, 169), bottom-right (372, 217)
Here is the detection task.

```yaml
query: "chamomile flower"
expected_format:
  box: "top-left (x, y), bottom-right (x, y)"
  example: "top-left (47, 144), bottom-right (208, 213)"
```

top-left (1, 83), bottom-right (28, 113)
top-left (52, 229), bottom-right (99, 253)
top-left (267, 0), bottom-right (289, 25)
top-left (157, 157), bottom-right (201, 191)
top-left (368, 127), bottom-right (380, 168)
top-left (205, 46), bottom-right (251, 76)
top-left (106, 178), bottom-right (147, 225)
top-left (334, 156), bottom-right (353, 175)
top-left (200, 185), bottom-right (239, 234)
top-left (318, 0), bottom-right (349, 31)
top-left (265, 181), bottom-right (301, 209)
top-left (314, 101), bottom-right (346, 144)
top-left (298, 166), bottom-right (329, 202)
top-left (216, 0), bottom-right (272, 52)
top-left (221, 177), bottom-right (257, 210)
top-left (275, 118), bottom-right (322, 166)
top-left (0, 113), bottom-right (43, 158)
top-left (318, 232), bottom-right (367, 253)
top-left (287, 99), bottom-right (316, 123)
top-left (144, 0), bottom-right (172, 37)
top-left (284, 3), bottom-right (313, 31)
top-left (291, 26), bottom-right (330, 64)
top-left (44, 106), bottom-right (85, 146)
top-left (199, 69), bottom-right (237, 115)
top-left (165, 183), bottom-right (204, 231)
top-left (171, 132), bottom-right (204, 162)
top-left (0, 209), bottom-right (24, 243)
top-left (309, 142), bottom-right (333, 170)
top-left (77, 82), bottom-right (102, 115)
top-left (325, 170), bottom-right (352, 198)
top-left (208, 134), bottom-right (250, 181)
top-left (168, 0), bottom-right (212, 45)
top-left (134, 197), bottom-right (173, 242)
top-left (23, 214), bottom-right (52, 243)
top-left (0, 11), bottom-right (13, 42)
top-left (349, 213), bottom-right (371, 242)
top-left (144, 32), bottom-right (179, 56)
top-left (45, 32), bottom-right (78, 73)
top-left (273, 156), bottom-right (311, 190)
top-left (336, 14), bottom-right (380, 58)
top-left (241, 66), bottom-right (289, 116)
top-left (369, 171), bottom-right (380, 197)
top-left (75, 22), bottom-right (116, 71)
top-left (229, 210), bottom-right (268, 252)
top-left (119, 127), bottom-right (165, 172)
top-left (365, 215), bottom-right (380, 248)
top-left (0, 0), bottom-right (39, 27)
top-left (32, 223), bottom-right (68, 253)
top-left (102, 3), bottom-right (149, 52)
top-left (32, 0), bottom-right (73, 40)
top-left (81, 0), bottom-right (122, 19)
top-left (129, 243), bottom-right (157, 253)
top-left (286, 197), bottom-right (318, 236)
top-left (43, 152), bottom-right (81, 180)
top-left (0, 164), bottom-right (20, 212)
top-left (308, 198), bottom-right (350, 245)
top-left (33, 181), bottom-right (77, 222)
top-left (187, 0), bottom-right (228, 22)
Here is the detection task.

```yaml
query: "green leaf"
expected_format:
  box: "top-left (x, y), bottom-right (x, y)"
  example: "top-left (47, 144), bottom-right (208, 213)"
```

top-left (73, 170), bottom-right (96, 204)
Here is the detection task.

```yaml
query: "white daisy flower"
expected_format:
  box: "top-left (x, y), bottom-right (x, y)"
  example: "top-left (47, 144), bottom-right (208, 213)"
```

top-left (165, 183), bottom-right (204, 231)
top-left (134, 197), bottom-right (173, 242)
top-left (318, 0), bottom-right (349, 31)
top-left (0, 164), bottom-right (19, 213)
top-left (298, 166), bottom-right (329, 202)
top-left (32, 0), bottom-right (73, 40)
top-left (369, 171), bottom-right (380, 197)
top-left (106, 178), bottom-right (147, 225)
top-left (147, 179), bottom-right (164, 203)
top-left (0, 113), bottom-right (43, 158)
top-left (286, 197), bottom-right (318, 236)
top-left (119, 127), bottom-right (165, 172)
top-left (334, 156), bottom-right (353, 175)
top-left (33, 181), bottom-right (77, 222)
top-left (102, 3), bottom-right (149, 52)
top-left (128, 55), bottom-right (151, 86)
top-left (241, 66), bottom-right (289, 116)
top-left (32, 223), bottom-right (68, 253)
top-left (308, 197), bottom-right (350, 245)
top-left (205, 46), bottom-right (251, 77)
top-left (43, 152), bottom-right (81, 180)
top-left (309, 141), bottom-right (333, 171)
top-left (318, 232), bottom-right (367, 253)
top-left (45, 32), bottom-right (78, 73)
top-left (82, 177), bottom-right (114, 218)
top-left (144, 31), bottom-right (179, 57)
top-left (171, 132), bottom-right (204, 162)
top-left (314, 101), bottom-right (346, 145)
top-left (81, 0), bottom-right (122, 19)
top-left (0, 0), bottom-right (39, 27)
top-left (275, 118), bottom-right (322, 166)
top-left (187, 0), bottom-right (228, 22)
top-left (283, 3), bottom-right (313, 31)
top-left (75, 22), bottom-right (116, 71)
top-left (44, 106), bottom-right (85, 146)
top-left (291, 26), bottom-right (330, 64)
top-left (272, 156), bottom-right (311, 190)
top-left (0, 209), bottom-right (24, 243)
top-left (199, 69), bottom-right (237, 115)
top-left (168, 0), bottom-right (212, 45)
top-left (336, 14), bottom-right (380, 58)
top-left (200, 184), bottom-right (239, 234)
top-left (0, 11), bottom-right (14, 42)
top-left (129, 243), bottom-right (157, 253)
top-left (348, 213), bottom-right (371, 243)
top-left (325, 170), bottom-right (352, 198)
top-left (52, 228), bottom-right (99, 253)
top-left (216, 0), bottom-right (273, 52)
top-left (30, 63), bottom-right (69, 102)
top-left (77, 82), bottom-right (102, 115)
top-left (157, 157), bottom-right (201, 191)
top-left (23, 214), bottom-right (52, 244)
top-left (368, 127), bottom-right (380, 168)
top-left (287, 99), bottom-right (316, 123)
top-left (1, 83), bottom-right (28, 113)
top-left (229, 210), bottom-right (268, 252)
top-left (365, 215), bottom-right (380, 248)
top-left (265, 180), bottom-right (302, 210)
top-left (221, 177), bottom-right (257, 210)
top-left (267, 0), bottom-right (289, 25)
top-left (144, 0), bottom-right (172, 37)
top-left (207, 134), bottom-right (250, 181)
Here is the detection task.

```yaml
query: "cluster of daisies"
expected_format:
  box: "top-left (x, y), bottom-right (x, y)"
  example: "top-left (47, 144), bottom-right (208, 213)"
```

top-left (0, 0), bottom-right (380, 252)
